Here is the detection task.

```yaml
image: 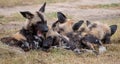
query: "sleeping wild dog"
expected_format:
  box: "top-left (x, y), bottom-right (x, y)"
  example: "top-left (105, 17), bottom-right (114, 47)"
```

top-left (76, 20), bottom-right (117, 54)
top-left (85, 20), bottom-right (117, 44)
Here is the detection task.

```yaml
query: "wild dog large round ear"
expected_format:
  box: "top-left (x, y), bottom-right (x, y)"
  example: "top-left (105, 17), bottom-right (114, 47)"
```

top-left (57, 12), bottom-right (67, 23)
top-left (109, 25), bottom-right (117, 36)
top-left (72, 20), bottom-right (84, 31)
top-left (20, 11), bottom-right (34, 19)
top-left (39, 2), bottom-right (46, 13)
top-left (86, 20), bottom-right (91, 26)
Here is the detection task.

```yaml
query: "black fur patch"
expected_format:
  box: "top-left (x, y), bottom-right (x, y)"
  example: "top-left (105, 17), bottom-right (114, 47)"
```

top-left (39, 2), bottom-right (46, 12)
top-left (20, 11), bottom-right (34, 19)
top-left (109, 25), bottom-right (117, 36)
top-left (86, 20), bottom-right (91, 26)
top-left (64, 32), bottom-right (82, 50)
top-left (42, 36), bottom-right (53, 50)
top-left (82, 34), bottom-right (102, 46)
top-left (102, 33), bottom-right (111, 44)
top-left (72, 20), bottom-right (84, 31)
top-left (57, 12), bottom-right (67, 23)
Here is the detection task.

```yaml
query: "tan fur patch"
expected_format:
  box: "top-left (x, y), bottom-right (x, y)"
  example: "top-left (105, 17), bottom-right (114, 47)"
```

top-left (47, 25), bottom-right (60, 37)
top-left (84, 21), bottom-right (111, 39)
top-left (12, 32), bottom-right (26, 41)
top-left (58, 19), bottom-right (74, 35)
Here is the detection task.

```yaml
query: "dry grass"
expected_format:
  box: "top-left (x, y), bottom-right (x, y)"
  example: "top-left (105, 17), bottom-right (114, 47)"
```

top-left (0, 42), bottom-right (120, 64)
top-left (0, 13), bottom-right (25, 24)
top-left (78, 3), bottom-right (120, 9)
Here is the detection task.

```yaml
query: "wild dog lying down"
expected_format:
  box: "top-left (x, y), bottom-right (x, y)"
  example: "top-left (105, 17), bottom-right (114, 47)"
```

top-left (73, 20), bottom-right (117, 54)
top-left (63, 21), bottom-right (106, 55)
top-left (41, 25), bottom-right (69, 51)
top-left (40, 17), bottom-right (76, 51)
top-left (43, 20), bottom-right (82, 53)
top-left (85, 21), bottom-right (117, 44)
top-left (51, 12), bottom-right (81, 50)
top-left (1, 2), bottom-right (48, 51)
top-left (51, 12), bottom-right (97, 54)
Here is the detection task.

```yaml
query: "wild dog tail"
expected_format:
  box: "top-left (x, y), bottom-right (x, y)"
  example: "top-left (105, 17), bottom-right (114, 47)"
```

top-left (0, 40), bottom-right (25, 54)
top-left (99, 46), bottom-right (106, 54)
top-left (96, 38), bottom-right (106, 54)
top-left (0, 37), bottom-right (15, 46)
top-left (96, 40), bottom-right (107, 54)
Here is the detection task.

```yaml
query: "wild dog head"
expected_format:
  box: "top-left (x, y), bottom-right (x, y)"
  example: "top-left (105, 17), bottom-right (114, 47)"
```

top-left (19, 2), bottom-right (48, 50)
top-left (20, 2), bottom-right (48, 37)
top-left (42, 25), bottom-right (62, 51)
top-left (86, 21), bottom-right (117, 44)
top-left (52, 12), bottom-right (74, 35)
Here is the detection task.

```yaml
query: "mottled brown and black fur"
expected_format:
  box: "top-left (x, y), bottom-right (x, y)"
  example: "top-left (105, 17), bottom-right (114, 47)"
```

top-left (86, 21), bottom-right (117, 44)
top-left (0, 2), bottom-right (48, 51)
top-left (52, 12), bottom-right (74, 35)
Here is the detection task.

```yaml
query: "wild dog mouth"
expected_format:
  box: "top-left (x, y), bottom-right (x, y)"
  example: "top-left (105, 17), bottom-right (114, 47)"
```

top-left (37, 30), bottom-right (42, 37)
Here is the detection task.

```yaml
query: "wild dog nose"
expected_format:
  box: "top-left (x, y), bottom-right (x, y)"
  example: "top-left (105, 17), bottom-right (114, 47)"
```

top-left (43, 43), bottom-right (49, 49)
top-left (42, 40), bottom-right (50, 50)
top-left (43, 29), bottom-right (48, 32)
top-left (42, 45), bottom-right (50, 51)
top-left (43, 27), bottom-right (48, 33)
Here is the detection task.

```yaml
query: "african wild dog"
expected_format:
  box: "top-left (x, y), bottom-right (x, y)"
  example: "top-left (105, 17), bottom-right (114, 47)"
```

top-left (51, 12), bottom-right (85, 53)
top-left (63, 20), bottom-right (106, 55)
top-left (40, 20), bottom-right (83, 50)
top-left (44, 20), bottom-right (84, 53)
top-left (38, 12), bottom-right (75, 51)
top-left (74, 20), bottom-right (117, 54)
top-left (1, 2), bottom-right (48, 51)
top-left (85, 21), bottom-right (117, 44)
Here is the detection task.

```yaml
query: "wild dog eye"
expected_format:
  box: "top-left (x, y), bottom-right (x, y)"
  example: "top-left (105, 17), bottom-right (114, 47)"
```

top-left (36, 21), bottom-right (42, 24)
top-left (37, 21), bottom-right (46, 24)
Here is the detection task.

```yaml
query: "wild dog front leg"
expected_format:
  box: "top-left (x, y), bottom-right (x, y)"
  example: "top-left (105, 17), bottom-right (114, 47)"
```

top-left (58, 35), bottom-right (70, 49)
top-left (82, 40), bottom-right (99, 55)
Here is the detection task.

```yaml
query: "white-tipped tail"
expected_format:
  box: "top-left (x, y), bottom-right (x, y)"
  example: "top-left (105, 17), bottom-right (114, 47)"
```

top-left (99, 46), bottom-right (106, 54)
